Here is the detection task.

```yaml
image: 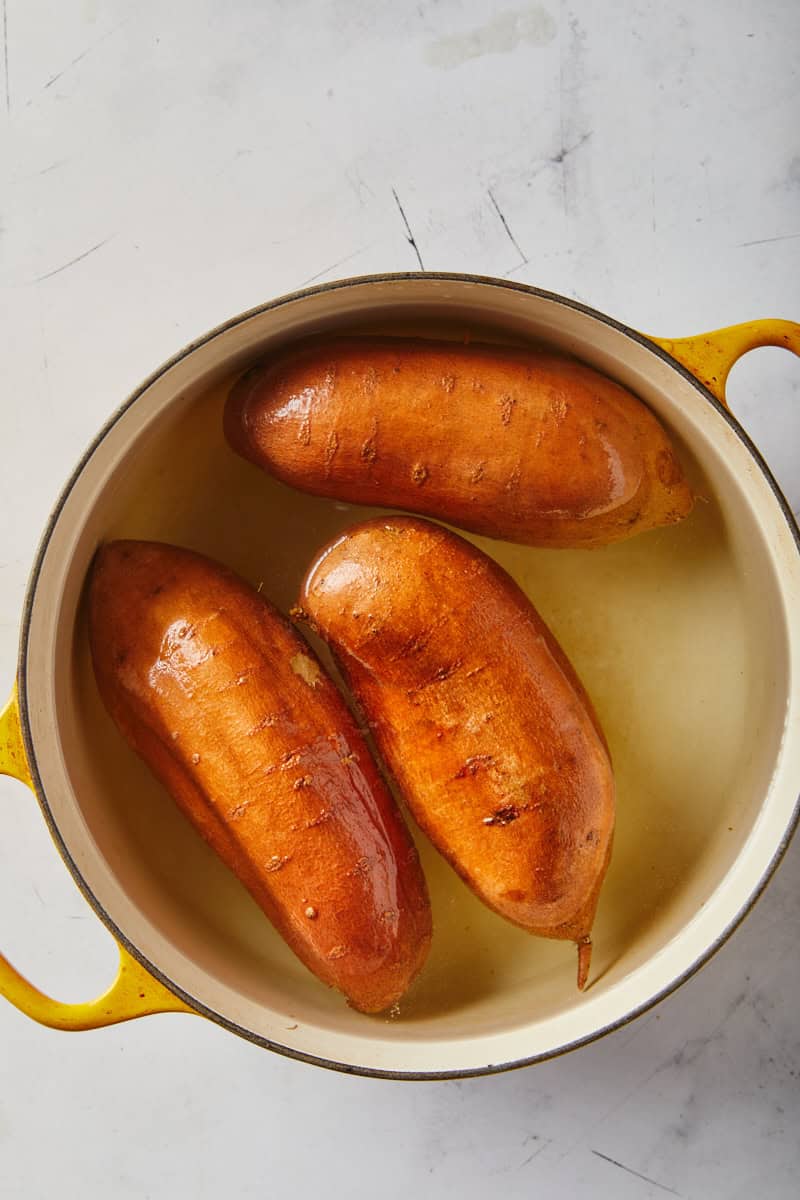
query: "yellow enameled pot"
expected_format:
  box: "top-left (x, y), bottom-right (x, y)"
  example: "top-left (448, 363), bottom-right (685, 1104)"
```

top-left (1, 274), bottom-right (798, 1078)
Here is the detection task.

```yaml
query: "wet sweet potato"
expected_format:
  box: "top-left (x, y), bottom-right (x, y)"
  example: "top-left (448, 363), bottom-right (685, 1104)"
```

top-left (299, 516), bottom-right (615, 988)
top-left (226, 336), bottom-right (693, 548)
top-left (88, 540), bottom-right (431, 1013)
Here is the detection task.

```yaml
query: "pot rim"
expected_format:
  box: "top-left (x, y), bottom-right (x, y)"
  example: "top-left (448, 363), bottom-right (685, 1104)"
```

top-left (15, 271), bottom-right (800, 1079)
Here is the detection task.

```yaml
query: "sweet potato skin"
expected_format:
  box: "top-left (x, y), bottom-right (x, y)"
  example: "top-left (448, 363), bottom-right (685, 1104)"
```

top-left (299, 517), bottom-right (615, 983)
top-left (88, 540), bottom-right (431, 1013)
top-left (226, 336), bottom-right (693, 548)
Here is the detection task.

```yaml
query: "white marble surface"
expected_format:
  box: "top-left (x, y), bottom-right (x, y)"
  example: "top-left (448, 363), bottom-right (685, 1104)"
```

top-left (1, 2), bottom-right (798, 1196)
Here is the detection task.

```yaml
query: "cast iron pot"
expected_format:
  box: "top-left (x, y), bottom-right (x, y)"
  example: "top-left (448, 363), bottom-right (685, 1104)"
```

top-left (1, 273), bottom-right (798, 1078)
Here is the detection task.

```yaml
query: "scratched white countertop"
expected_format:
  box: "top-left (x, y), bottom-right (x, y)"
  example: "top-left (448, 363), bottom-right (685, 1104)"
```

top-left (1, 2), bottom-right (798, 1197)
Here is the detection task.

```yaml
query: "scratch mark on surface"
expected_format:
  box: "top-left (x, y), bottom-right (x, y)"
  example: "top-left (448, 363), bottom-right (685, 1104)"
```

top-left (391, 188), bottom-right (425, 270)
top-left (345, 163), bottom-right (375, 208)
top-left (42, 18), bottom-right (129, 91)
top-left (591, 1151), bottom-right (681, 1195)
top-left (43, 44), bottom-right (94, 90)
top-left (34, 237), bottom-right (113, 282)
top-left (504, 257), bottom-right (538, 279)
top-left (487, 188), bottom-right (528, 264)
top-left (35, 158), bottom-right (69, 176)
top-left (516, 1134), bottom-right (551, 1168)
top-left (555, 992), bottom-right (745, 1166)
top-left (3, 0), bottom-right (9, 113)
top-left (556, 13), bottom-right (591, 216)
top-left (298, 247), bottom-right (366, 287)
top-left (550, 131), bottom-right (592, 165)
top-left (739, 231), bottom-right (800, 247)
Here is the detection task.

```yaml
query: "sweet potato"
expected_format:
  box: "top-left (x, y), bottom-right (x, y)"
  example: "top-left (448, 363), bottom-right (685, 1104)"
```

top-left (88, 540), bottom-right (431, 1013)
top-left (226, 336), bottom-right (693, 548)
top-left (299, 516), bottom-right (615, 988)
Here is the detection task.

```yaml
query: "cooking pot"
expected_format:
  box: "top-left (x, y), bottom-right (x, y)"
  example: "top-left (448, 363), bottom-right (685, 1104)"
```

top-left (1, 273), bottom-right (798, 1078)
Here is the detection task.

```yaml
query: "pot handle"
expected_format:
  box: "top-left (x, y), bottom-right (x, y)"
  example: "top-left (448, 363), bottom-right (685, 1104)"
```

top-left (0, 685), bottom-right (194, 1029)
top-left (648, 319), bottom-right (800, 407)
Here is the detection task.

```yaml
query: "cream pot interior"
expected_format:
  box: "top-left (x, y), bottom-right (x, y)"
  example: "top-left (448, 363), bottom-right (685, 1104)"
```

top-left (19, 275), bottom-right (800, 1077)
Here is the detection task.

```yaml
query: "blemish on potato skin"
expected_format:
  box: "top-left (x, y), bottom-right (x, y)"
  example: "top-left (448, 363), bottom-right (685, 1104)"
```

top-left (265, 854), bottom-right (291, 872)
top-left (405, 657), bottom-right (463, 702)
top-left (298, 415), bottom-right (311, 446)
top-left (360, 416), bottom-right (379, 463)
top-left (349, 855), bottom-right (375, 879)
top-left (483, 804), bottom-right (520, 826)
top-left (229, 798), bottom-right (253, 820)
top-left (306, 809), bottom-right (333, 829)
top-left (465, 664), bottom-right (487, 679)
top-left (395, 630), bottom-right (430, 659)
top-left (323, 430), bottom-right (339, 476)
top-left (454, 754), bottom-right (494, 779)
top-left (433, 659), bottom-right (462, 682)
top-left (469, 462), bottom-right (486, 484)
top-left (290, 653), bottom-right (322, 688)
top-left (504, 463), bottom-right (522, 493)
top-left (248, 712), bottom-right (280, 736)
top-left (549, 394), bottom-right (569, 421)
top-left (499, 394), bottom-right (516, 426)
top-left (411, 462), bottom-right (429, 485)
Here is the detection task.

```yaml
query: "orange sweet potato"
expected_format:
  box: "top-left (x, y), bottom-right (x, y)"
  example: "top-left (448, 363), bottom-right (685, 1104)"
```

top-left (226, 336), bottom-right (693, 548)
top-left (89, 540), bottom-right (431, 1013)
top-left (299, 516), bottom-right (615, 988)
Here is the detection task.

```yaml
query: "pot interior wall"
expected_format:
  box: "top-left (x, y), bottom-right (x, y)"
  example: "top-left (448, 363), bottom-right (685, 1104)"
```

top-left (27, 280), bottom-right (793, 1065)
